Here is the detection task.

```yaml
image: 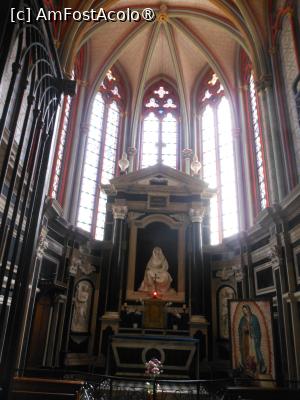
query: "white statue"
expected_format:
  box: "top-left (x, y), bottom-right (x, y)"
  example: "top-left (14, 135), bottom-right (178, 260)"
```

top-left (71, 280), bottom-right (92, 333)
top-left (138, 247), bottom-right (174, 294)
top-left (219, 286), bottom-right (235, 339)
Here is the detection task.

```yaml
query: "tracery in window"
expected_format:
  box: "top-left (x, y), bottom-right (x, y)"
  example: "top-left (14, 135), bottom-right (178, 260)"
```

top-left (141, 80), bottom-right (179, 169)
top-left (248, 72), bottom-right (267, 209)
top-left (199, 71), bottom-right (238, 245)
top-left (51, 84), bottom-right (73, 199)
top-left (51, 47), bottom-right (85, 201)
top-left (77, 68), bottom-right (124, 240)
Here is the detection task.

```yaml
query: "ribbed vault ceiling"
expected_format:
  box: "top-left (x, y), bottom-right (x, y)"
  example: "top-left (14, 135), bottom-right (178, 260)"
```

top-left (62, 0), bottom-right (269, 115)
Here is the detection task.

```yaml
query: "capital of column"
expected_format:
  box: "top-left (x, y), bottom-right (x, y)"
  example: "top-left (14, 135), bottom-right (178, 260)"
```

top-left (238, 84), bottom-right (248, 92)
top-left (81, 123), bottom-right (90, 135)
top-left (282, 292), bottom-right (297, 303)
top-left (182, 148), bottom-right (193, 159)
top-left (112, 205), bottom-right (128, 220)
top-left (269, 47), bottom-right (276, 56)
top-left (285, 6), bottom-right (294, 18)
top-left (127, 147), bottom-right (137, 157)
top-left (189, 207), bottom-right (205, 223)
top-left (255, 75), bottom-right (273, 92)
top-left (77, 79), bottom-right (89, 87)
top-left (268, 244), bottom-right (282, 268)
top-left (232, 128), bottom-right (241, 139)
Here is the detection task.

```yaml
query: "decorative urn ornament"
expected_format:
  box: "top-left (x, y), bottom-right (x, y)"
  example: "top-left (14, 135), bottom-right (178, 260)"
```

top-left (190, 154), bottom-right (201, 175)
top-left (118, 152), bottom-right (129, 173)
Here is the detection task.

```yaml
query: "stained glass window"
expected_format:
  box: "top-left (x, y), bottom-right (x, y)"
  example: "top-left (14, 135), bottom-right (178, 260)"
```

top-left (77, 69), bottom-right (123, 240)
top-left (52, 92), bottom-right (73, 199)
top-left (141, 81), bottom-right (179, 169)
top-left (51, 47), bottom-right (85, 202)
top-left (77, 93), bottom-right (105, 234)
top-left (199, 71), bottom-right (238, 245)
top-left (248, 72), bottom-right (267, 209)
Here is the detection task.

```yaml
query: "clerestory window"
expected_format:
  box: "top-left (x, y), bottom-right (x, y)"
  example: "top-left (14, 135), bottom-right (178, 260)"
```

top-left (198, 71), bottom-right (239, 245)
top-left (140, 81), bottom-right (179, 169)
top-left (76, 68), bottom-right (124, 240)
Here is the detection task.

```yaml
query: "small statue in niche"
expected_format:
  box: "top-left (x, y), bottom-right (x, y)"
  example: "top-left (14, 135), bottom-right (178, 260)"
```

top-left (71, 280), bottom-right (93, 333)
top-left (219, 286), bottom-right (235, 339)
top-left (138, 247), bottom-right (175, 294)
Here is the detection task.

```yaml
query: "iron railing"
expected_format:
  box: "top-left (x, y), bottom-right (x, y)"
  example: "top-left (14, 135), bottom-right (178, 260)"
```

top-left (78, 376), bottom-right (230, 400)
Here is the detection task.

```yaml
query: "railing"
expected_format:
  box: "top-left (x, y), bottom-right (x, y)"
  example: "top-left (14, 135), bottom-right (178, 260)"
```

top-left (78, 376), bottom-right (300, 400)
top-left (78, 376), bottom-right (230, 400)
top-left (15, 369), bottom-right (300, 400)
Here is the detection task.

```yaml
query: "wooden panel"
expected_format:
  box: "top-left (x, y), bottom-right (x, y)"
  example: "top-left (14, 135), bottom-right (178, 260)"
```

top-left (12, 377), bottom-right (83, 400)
top-left (143, 299), bottom-right (165, 329)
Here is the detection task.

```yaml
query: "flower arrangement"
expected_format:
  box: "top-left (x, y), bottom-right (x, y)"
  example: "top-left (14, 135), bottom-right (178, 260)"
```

top-left (145, 358), bottom-right (163, 377)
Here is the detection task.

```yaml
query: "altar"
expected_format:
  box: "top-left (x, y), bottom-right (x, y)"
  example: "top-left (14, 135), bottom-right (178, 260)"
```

top-left (96, 164), bottom-right (213, 375)
top-left (109, 334), bottom-right (199, 378)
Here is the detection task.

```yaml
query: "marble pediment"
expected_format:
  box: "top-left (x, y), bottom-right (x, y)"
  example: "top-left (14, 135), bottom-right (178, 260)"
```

top-left (108, 164), bottom-right (215, 198)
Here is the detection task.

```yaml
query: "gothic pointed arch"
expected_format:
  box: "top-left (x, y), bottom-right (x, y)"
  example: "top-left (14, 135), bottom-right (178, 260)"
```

top-left (197, 69), bottom-right (239, 244)
top-left (139, 78), bottom-right (180, 170)
top-left (76, 66), bottom-right (126, 239)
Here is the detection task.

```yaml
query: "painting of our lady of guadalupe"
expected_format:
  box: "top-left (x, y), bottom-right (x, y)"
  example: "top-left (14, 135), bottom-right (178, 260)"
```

top-left (229, 300), bottom-right (275, 379)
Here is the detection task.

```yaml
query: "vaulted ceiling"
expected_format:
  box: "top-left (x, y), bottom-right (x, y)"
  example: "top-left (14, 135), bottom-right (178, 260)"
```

top-left (60, 0), bottom-right (270, 117)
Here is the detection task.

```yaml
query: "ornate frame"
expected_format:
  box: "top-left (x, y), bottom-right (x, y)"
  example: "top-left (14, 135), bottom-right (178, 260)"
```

top-left (254, 262), bottom-right (276, 295)
top-left (126, 214), bottom-right (186, 302)
top-left (229, 299), bottom-right (275, 380)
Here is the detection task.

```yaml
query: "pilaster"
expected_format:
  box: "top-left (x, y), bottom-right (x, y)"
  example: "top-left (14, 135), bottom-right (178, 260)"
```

top-left (105, 204), bottom-right (128, 315)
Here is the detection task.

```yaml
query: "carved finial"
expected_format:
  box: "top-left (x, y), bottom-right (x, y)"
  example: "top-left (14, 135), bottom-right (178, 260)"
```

top-left (118, 152), bottom-right (129, 173)
top-left (190, 154), bottom-right (202, 175)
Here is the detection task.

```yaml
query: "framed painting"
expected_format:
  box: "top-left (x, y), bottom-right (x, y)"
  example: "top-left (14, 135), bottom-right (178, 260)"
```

top-left (254, 263), bottom-right (275, 295)
top-left (229, 300), bottom-right (275, 380)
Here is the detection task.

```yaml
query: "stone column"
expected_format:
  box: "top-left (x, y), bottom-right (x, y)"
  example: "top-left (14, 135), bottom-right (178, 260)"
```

top-left (261, 77), bottom-right (285, 201)
top-left (256, 76), bottom-right (284, 204)
top-left (63, 80), bottom-right (89, 222)
top-left (239, 233), bottom-right (249, 299)
top-left (268, 240), bottom-right (289, 382)
top-left (16, 226), bottom-right (49, 371)
top-left (182, 148), bottom-right (193, 175)
top-left (232, 128), bottom-right (247, 231)
top-left (189, 207), bottom-right (206, 319)
top-left (279, 209), bottom-right (300, 380)
top-left (69, 123), bottom-right (90, 224)
top-left (103, 205), bottom-right (127, 330)
top-left (128, 147), bottom-right (137, 172)
top-left (60, 252), bottom-right (77, 356)
top-left (246, 250), bottom-right (255, 298)
top-left (237, 85), bottom-right (255, 226)
top-left (189, 207), bottom-right (209, 360)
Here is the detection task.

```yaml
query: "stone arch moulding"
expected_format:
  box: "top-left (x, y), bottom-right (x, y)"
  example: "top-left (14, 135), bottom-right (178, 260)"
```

top-left (126, 214), bottom-right (186, 302)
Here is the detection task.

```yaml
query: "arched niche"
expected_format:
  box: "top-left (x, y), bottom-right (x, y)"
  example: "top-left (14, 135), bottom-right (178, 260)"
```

top-left (126, 214), bottom-right (186, 302)
top-left (217, 285), bottom-right (236, 340)
top-left (71, 279), bottom-right (94, 334)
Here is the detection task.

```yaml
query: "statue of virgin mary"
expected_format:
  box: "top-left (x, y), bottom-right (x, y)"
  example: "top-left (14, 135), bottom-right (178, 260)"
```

top-left (138, 247), bottom-right (174, 294)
